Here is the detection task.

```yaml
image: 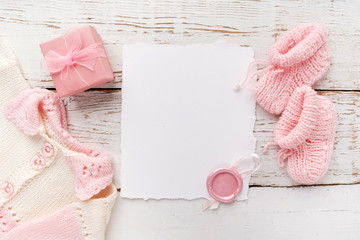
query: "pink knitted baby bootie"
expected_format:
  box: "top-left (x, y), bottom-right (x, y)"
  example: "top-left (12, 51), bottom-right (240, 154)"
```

top-left (269, 86), bottom-right (336, 184)
top-left (256, 23), bottom-right (331, 115)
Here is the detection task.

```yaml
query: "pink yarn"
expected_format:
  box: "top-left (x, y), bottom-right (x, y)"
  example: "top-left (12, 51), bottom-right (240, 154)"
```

top-left (271, 86), bottom-right (336, 184)
top-left (3, 88), bottom-right (113, 200)
top-left (66, 155), bottom-right (113, 201)
top-left (256, 23), bottom-right (331, 115)
top-left (1, 206), bottom-right (83, 240)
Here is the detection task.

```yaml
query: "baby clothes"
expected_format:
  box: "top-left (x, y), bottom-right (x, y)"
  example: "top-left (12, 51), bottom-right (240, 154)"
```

top-left (0, 38), bottom-right (116, 239)
top-left (2, 184), bottom-right (116, 239)
top-left (270, 86), bottom-right (337, 184)
top-left (3, 88), bottom-right (113, 201)
top-left (257, 23), bottom-right (337, 184)
top-left (256, 23), bottom-right (331, 115)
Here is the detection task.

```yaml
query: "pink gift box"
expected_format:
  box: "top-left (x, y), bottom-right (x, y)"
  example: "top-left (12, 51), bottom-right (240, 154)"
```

top-left (40, 25), bottom-right (114, 98)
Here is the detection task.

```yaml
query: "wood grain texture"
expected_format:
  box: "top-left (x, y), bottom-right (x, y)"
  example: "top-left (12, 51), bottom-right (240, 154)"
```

top-left (0, 0), bottom-right (359, 89)
top-left (65, 90), bottom-right (360, 187)
top-left (106, 185), bottom-right (360, 240)
top-left (1, 0), bottom-right (359, 239)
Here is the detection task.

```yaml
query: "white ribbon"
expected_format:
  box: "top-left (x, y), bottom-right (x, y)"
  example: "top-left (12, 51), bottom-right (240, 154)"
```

top-left (202, 153), bottom-right (260, 211)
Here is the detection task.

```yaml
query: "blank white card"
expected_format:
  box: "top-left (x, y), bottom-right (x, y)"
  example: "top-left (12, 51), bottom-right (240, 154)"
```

top-left (121, 43), bottom-right (256, 200)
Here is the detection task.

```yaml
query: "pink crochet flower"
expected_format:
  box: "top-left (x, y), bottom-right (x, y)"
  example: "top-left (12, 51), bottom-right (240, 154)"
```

top-left (270, 86), bottom-right (336, 184)
top-left (1, 182), bottom-right (15, 198)
top-left (41, 141), bottom-right (55, 158)
top-left (256, 23), bottom-right (331, 115)
top-left (30, 153), bottom-right (46, 170)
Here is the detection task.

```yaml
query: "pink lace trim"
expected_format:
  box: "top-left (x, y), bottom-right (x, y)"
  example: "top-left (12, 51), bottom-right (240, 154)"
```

top-left (3, 88), bottom-right (113, 200)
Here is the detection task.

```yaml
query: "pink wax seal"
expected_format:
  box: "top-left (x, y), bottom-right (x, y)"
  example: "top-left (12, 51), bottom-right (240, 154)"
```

top-left (206, 168), bottom-right (243, 203)
top-left (203, 153), bottom-right (260, 210)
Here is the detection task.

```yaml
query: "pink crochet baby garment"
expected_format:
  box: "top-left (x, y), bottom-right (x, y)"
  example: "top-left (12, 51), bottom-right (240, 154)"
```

top-left (3, 88), bottom-right (113, 201)
top-left (1, 184), bottom-right (117, 239)
top-left (2, 206), bottom-right (83, 240)
top-left (256, 23), bottom-right (331, 115)
top-left (269, 86), bottom-right (336, 184)
top-left (0, 37), bottom-right (116, 238)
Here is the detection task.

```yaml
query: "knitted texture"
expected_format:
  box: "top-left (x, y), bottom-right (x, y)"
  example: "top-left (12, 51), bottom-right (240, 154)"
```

top-left (0, 38), bottom-right (116, 238)
top-left (3, 88), bottom-right (113, 201)
top-left (256, 23), bottom-right (331, 115)
top-left (2, 184), bottom-right (117, 240)
top-left (2, 206), bottom-right (84, 240)
top-left (272, 86), bottom-right (337, 184)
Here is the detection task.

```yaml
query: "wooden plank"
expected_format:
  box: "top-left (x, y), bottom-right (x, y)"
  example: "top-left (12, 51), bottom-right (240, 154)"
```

top-left (1, 1), bottom-right (359, 238)
top-left (64, 90), bottom-right (360, 187)
top-left (0, 0), bottom-right (359, 90)
top-left (106, 184), bottom-right (360, 240)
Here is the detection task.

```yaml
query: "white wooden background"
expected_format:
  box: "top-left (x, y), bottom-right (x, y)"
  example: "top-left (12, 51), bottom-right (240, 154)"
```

top-left (1, 0), bottom-right (360, 239)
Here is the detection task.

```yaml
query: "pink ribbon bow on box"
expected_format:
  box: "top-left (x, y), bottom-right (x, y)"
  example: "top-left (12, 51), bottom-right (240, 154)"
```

top-left (42, 28), bottom-right (107, 88)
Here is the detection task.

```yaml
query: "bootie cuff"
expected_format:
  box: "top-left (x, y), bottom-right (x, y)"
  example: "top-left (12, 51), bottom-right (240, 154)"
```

top-left (274, 86), bottom-right (319, 149)
top-left (270, 23), bottom-right (327, 67)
